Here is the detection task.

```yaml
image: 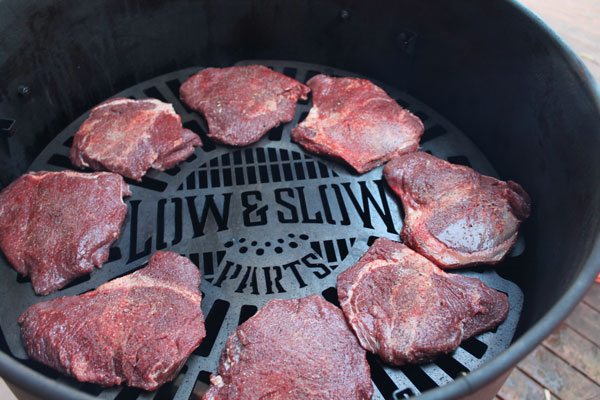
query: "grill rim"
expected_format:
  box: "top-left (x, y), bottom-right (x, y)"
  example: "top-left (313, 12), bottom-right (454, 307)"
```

top-left (1, 0), bottom-right (600, 399)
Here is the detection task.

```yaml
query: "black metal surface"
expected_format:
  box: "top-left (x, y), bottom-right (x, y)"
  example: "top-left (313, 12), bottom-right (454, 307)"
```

top-left (1, 1), bottom-right (600, 399)
top-left (0, 61), bottom-right (524, 399)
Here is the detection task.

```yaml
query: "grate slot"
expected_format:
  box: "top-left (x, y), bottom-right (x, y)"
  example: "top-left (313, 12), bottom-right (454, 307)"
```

top-left (47, 154), bottom-right (80, 170)
top-left (368, 354), bottom-right (400, 398)
top-left (223, 169), bottom-right (233, 186)
top-left (137, 390), bottom-right (157, 400)
top-left (321, 287), bottom-right (341, 307)
top-left (165, 80), bottom-right (183, 101)
top-left (305, 161), bottom-right (318, 179)
top-left (268, 125), bottom-right (284, 141)
top-left (258, 165), bottom-right (269, 183)
top-left (238, 304), bottom-right (258, 325)
top-left (189, 371), bottom-right (211, 400)
top-left (324, 240), bottom-right (337, 263)
top-left (165, 79), bottom-right (194, 115)
top-left (123, 176), bottom-right (168, 192)
top-left (232, 150), bottom-right (242, 164)
top-left (198, 169), bottom-right (209, 188)
top-left (63, 136), bottom-right (74, 148)
top-left (108, 247), bottom-right (122, 263)
top-left (80, 382), bottom-right (108, 396)
top-left (195, 300), bottom-right (230, 357)
top-left (183, 120), bottom-right (215, 152)
top-left (114, 386), bottom-right (142, 400)
top-left (298, 111), bottom-right (309, 124)
top-left (294, 162), bottom-right (306, 180)
top-left (163, 166), bottom-right (181, 176)
top-left (21, 359), bottom-right (62, 380)
top-left (400, 364), bottom-right (438, 392)
top-left (201, 252), bottom-right (216, 277)
top-left (210, 169), bottom-right (220, 187)
top-left (305, 70), bottom-right (320, 82)
top-left (246, 165), bottom-right (257, 184)
top-left (0, 328), bottom-right (11, 357)
top-left (143, 87), bottom-right (167, 103)
top-left (255, 148), bottom-right (266, 163)
top-left (283, 67), bottom-right (298, 79)
top-left (282, 163), bottom-right (293, 181)
top-left (433, 354), bottom-right (470, 379)
top-left (460, 337), bottom-right (489, 359)
top-left (153, 365), bottom-right (188, 400)
top-left (234, 167), bottom-right (244, 185)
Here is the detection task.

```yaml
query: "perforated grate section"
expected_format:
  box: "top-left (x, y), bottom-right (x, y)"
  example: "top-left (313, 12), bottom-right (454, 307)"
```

top-left (0, 60), bottom-right (524, 400)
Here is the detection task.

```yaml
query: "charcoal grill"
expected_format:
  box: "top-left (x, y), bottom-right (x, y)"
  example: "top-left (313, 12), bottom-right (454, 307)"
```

top-left (1, 1), bottom-right (600, 400)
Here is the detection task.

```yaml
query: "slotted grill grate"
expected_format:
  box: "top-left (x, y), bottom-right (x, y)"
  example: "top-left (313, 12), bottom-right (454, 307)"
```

top-left (0, 60), bottom-right (524, 400)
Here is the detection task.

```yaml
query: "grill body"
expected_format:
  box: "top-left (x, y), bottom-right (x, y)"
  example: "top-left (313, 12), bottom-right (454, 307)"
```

top-left (0, 1), bottom-right (599, 399)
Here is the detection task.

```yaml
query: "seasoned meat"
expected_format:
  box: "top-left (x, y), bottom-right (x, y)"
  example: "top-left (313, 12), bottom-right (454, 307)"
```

top-left (337, 238), bottom-right (509, 365)
top-left (384, 152), bottom-right (531, 268)
top-left (0, 171), bottom-right (130, 295)
top-left (291, 74), bottom-right (423, 174)
top-left (203, 294), bottom-right (373, 400)
top-left (180, 65), bottom-right (310, 146)
top-left (19, 252), bottom-right (206, 391)
top-left (70, 97), bottom-right (201, 180)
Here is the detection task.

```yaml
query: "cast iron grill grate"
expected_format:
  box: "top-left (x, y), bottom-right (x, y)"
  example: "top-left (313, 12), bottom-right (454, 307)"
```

top-left (0, 60), bottom-right (524, 400)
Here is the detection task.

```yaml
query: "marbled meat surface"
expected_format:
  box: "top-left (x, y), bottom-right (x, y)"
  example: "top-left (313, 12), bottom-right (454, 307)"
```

top-left (0, 171), bottom-right (130, 295)
top-left (180, 65), bottom-right (310, 146)
top-left (337, 238), bottom-right (509, 365)
top-left (203, 294), bottom-right (373, 400)
top-left (291, 74), bottom-right (423, 174)
top-left (384, 152), bottom-right (531, 268)
top-left (19, 251), bottom-right (206, 391)
top-left (70, 98), bottom-right (202, 180)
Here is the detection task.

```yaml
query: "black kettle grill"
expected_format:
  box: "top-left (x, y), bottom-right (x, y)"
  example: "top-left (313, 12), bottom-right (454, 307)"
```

top-left (0, 1), bottom-right (599, 399)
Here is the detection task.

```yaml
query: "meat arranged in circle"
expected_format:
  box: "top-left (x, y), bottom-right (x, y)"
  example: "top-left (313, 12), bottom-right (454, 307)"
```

top-left (384, 152), bottom-right (531, 268)
top-left (19, 251), bottom-right (206, 391)
top-left (70, 97), bottom-right (202, 181)
top-left (337, 238), bottom-right (509, 366)
top-left (179, 65), bottom-right (310, 146)
top-left (203, 294), bottom-right (373, 400)
top-left (291, 74), bottom-right (424, 174)
top-left (0, 171), bottom-right (130, 295)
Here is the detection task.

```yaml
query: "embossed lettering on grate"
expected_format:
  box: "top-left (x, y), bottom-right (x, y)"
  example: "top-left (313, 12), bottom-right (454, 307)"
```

top-left (0, 60), bottom-right (524, 400)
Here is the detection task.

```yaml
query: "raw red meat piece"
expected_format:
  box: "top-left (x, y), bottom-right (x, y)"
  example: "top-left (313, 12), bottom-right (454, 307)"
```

top-left (19, 251), bottom-right (206, 391)
top-left (203, 294), bottom-right (373, 400)
top-left (179, 65), bottom-right (310, 146)
top-left (291, 74), bottom-right (423, 173)
top-left (384, 152), bottom-right (531, 268)
top-left (70, 97), bottom-right (201, 181)
top-left (337, 238), bottom-right (509, 365)
top-left (0, 171), bottom-right (130, 295)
